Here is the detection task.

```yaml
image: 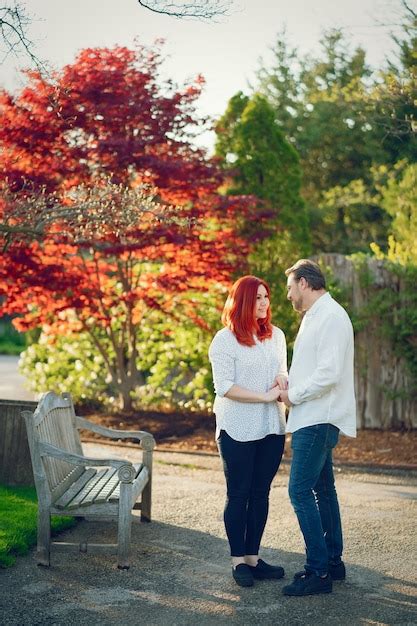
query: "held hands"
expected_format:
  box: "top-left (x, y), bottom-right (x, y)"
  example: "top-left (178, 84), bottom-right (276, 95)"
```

top-left (275, 375), bottom-right (292, 406)
top-left (264, 376), bottom-right (292, 407)
top-left (274, 375), bottom-right (288, 391)
top-left (277, 389), bottom-right (292, 408)
top-left (263, 386), bottom-right (283, 402)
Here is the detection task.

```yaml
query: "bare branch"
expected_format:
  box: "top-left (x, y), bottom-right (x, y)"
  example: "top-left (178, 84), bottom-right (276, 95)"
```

top-left (0, 0), bottom-right (234, 77)
top-left (137, 0), bottom-right (232, 20)
top-left (0, 2), bottom-right (47, 72)
top-left (402, 1), bottom-right (416, 19)
top-left (0, 177), bottom-right (194, 249)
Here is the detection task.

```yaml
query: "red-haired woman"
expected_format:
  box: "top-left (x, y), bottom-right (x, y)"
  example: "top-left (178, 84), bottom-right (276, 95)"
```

top-left (209, 275), bottom-right (287, 588)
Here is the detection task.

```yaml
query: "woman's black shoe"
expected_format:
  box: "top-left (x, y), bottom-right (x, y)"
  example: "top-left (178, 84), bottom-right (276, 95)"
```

top-left (232, 564), bottom-right (254, 587)
top-left (248, 558), bottom-right (285, 580)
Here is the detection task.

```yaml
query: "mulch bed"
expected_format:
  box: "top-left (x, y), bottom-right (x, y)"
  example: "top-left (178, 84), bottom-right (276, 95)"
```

top-left (78, 407), bottom-right (417, 470)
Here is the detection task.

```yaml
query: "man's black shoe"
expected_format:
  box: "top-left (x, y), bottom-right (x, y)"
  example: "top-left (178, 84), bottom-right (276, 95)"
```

top-left (283, 571), bottom-right (332, 596)
top-left (293, 561), bottom-right (345, 582)
top-left (328, 561), bottom-right (346, 580)
top-left (232, 564), bottom-right (254, 587)
top-left (248, 558), bottom-right (285, 580)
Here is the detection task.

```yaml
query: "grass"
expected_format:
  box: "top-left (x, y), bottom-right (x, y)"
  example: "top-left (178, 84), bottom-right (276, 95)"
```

top-left (0, 484), bottom-right (75, 568)
top-left (0, 340), bottom-right (25, 355)
top-left (0, 321), bottom-right (27, 355)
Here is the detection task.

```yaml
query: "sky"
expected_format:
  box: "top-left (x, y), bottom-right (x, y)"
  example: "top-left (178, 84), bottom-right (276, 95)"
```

top-left (0, 0), bottom-right (409, 150)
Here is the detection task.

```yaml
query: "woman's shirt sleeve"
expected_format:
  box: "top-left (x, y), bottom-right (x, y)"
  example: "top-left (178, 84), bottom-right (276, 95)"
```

top-left (208, 332), bottom-right (236, 398)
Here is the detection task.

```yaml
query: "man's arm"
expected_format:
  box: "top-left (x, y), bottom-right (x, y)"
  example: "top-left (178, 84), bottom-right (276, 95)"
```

top-left (288, 314), bottom-right (352, 406)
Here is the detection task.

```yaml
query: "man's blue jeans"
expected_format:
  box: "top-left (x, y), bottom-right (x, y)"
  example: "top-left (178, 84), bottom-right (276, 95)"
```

top-left (289, 423), bottom-right (343, 577)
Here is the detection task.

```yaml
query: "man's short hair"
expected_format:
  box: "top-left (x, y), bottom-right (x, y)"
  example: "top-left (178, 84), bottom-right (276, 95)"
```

top-left (285, 259), bottom-right (326, 291)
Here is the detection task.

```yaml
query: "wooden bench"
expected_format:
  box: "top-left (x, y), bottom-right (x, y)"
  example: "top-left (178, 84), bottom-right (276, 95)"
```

top-left (23, 391), bottom-right (155, 569)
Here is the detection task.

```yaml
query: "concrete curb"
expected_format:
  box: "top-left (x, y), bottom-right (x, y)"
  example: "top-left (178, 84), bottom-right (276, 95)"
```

top-left (81, 436), bottom-right (417, 477)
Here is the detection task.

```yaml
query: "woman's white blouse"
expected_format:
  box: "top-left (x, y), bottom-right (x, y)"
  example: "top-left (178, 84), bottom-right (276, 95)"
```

top-left (208, 326), bottom-right (287, 441)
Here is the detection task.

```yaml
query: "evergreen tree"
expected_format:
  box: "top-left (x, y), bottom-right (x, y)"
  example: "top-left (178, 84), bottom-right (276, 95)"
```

top-left (215, 92), bottom-right (308, 242)
top-left (257, 30), bottom-right (386, 199)
top-left (255, 19), bottom-right (416, 255)
top-left (215, 92), bottom-right (309, 346)
top-left (371, 162), bottom-right (417, 265)
top-left (368, 6), bottom-right (417, 164)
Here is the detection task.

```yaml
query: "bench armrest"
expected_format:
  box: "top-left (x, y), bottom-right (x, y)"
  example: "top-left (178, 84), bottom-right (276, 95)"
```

top-left (39, 442), bottom-right (136, 482)
top-left (76, 416), bottom-right (155, 451)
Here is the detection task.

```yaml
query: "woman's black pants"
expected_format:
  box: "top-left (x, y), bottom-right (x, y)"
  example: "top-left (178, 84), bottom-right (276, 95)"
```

top-left (217, 429), bottom-right (285, 557)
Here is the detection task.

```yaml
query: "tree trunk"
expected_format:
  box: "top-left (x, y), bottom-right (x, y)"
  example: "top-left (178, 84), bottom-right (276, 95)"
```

top-left (116, 365), bottom-right (145, 412)
top-left (120, 389), bottom-right (133, 412)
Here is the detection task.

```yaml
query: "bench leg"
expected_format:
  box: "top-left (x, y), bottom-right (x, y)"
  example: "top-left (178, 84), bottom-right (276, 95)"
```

top-left (141, 480), bottom-right (152, 523)
top-left (37, 508), bottom-right (51, 566)
top-left (141, 450), bottom-right (152, 523)
top-left (117, 483), bottom-right (132, 569)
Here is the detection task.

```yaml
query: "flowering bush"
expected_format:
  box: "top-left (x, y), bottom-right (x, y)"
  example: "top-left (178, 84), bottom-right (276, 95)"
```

top-left (19, 299), bottom-right (220, 411)
top-left (19, 331), bottom-right (111, 404)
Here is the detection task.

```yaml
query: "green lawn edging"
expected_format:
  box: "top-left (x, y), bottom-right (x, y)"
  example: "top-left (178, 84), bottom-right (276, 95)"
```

top-left (0, 484), bottom-right (75, 567)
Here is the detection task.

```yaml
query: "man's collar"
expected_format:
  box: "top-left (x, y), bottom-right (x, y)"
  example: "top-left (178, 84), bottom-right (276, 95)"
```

top-left (305, 292), bottom-right (331, 317)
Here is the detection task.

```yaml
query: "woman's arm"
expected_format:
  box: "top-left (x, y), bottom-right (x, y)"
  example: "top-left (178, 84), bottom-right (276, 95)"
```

top-left (208, 337), bottom-right (236, 398)
top-left (225, 384), bottom-right (281, 403)
top-left (209, 330), bottom-right (281, 403)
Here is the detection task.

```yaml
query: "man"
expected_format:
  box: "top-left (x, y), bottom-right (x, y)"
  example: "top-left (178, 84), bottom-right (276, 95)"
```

top-left (278, 259), bottom-right (356, 596)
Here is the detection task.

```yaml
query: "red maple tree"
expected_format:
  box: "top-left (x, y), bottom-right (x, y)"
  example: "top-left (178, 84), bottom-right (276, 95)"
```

top-left (0, 44), bottom-right (251, 409)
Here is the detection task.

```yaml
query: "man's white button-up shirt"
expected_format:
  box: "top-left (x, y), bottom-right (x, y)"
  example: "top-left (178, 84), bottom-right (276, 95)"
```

top-left (209, 326), bottom-right (287, 441)
top-left (287, 292), bottom-right (356, 437)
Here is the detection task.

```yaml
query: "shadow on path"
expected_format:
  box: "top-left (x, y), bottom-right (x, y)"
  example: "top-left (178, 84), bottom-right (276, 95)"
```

top-left (1, 518), bottom-right (416, 626)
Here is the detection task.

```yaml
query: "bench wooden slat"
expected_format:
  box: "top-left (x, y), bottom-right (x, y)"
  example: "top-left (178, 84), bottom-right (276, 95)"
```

top-left (81, 467), bottom-right (118, 505)
top-left (66, 468), bottom-right (109, 509)
top-left (40, 407), bottom-right (81, 493)
top-left (94, 472), bottom-right (120, 503)
top-left (50, 502), bottom-right (119, 517)
top-left (54, 468), bottom-right (97, 509)
top-left (109, 464), bottom-right (143, 502)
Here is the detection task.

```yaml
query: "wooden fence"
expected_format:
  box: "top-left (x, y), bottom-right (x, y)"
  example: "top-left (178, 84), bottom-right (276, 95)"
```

top-left (0, 399), bottom-right (37, 486)
top-left (320, 254), bottom-right (417, 430)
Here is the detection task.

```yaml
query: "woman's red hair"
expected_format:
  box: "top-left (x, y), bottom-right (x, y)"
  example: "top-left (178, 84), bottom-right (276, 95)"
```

top-left (221, 275), bottom-right (273, 346)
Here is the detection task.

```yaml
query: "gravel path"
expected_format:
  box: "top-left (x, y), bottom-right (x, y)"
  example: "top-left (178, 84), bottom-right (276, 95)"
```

top-left (1, 443), bottom-right (416, 625)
